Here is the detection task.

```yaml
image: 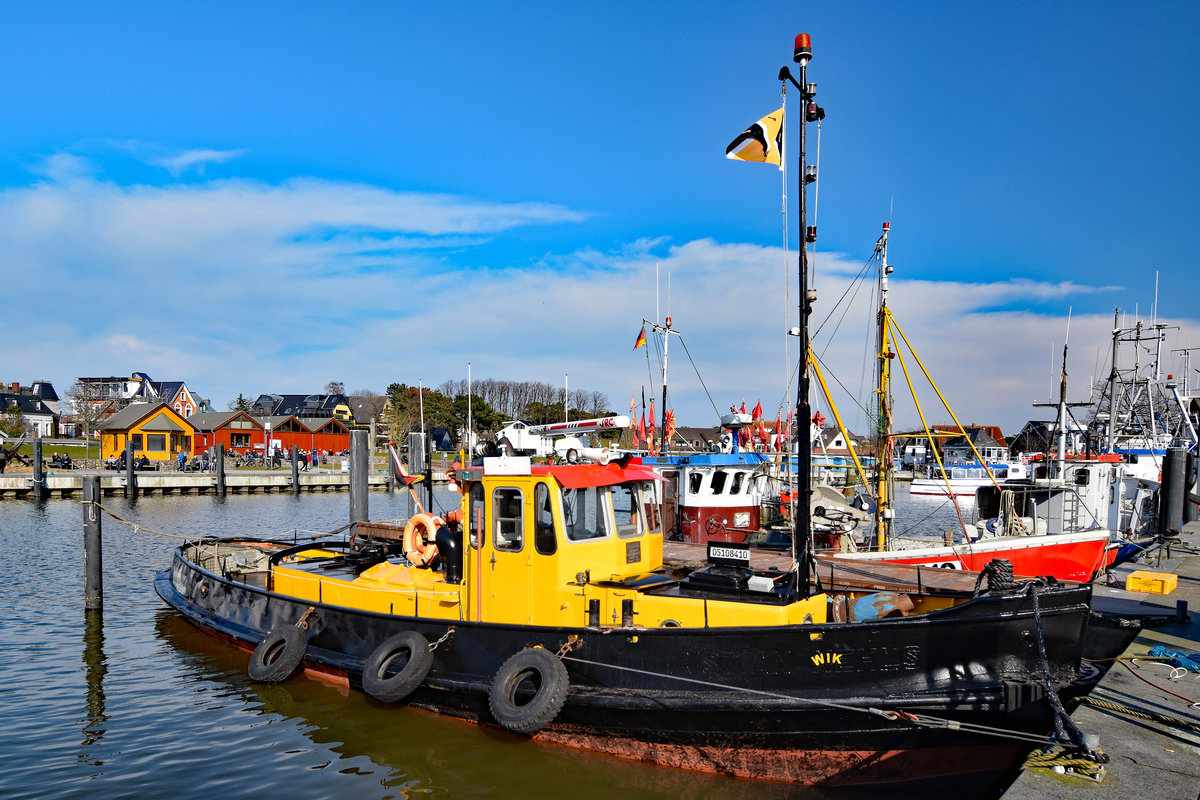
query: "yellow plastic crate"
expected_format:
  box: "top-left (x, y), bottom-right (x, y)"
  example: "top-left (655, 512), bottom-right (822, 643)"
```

top-left (1126, 570), bottom-right (1178, 595)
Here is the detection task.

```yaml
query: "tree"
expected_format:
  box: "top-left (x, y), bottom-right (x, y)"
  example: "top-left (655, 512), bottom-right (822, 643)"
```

top-left (227, 393), bottom-right (252, 412)
top-left (449, 394), bottom-right (502, 438)
top-left (349, 389), bottom-right (388, 425)
top-left (325, 380), bottom-right (346, 396)
top-left (65, 380), bottom-right (104, 455)
top-left (0, 407), bottom-right (23, 437)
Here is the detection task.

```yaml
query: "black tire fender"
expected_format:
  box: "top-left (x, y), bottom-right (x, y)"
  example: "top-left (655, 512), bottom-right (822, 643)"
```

top-left (488, 647), bottom-right (569, 735)
top-left (247, 626), bottom-right (307, 683)
top-left (361, 631), bottom-right (434, 703)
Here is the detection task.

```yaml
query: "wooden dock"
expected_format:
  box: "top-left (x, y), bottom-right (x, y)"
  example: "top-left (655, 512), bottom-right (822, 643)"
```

top-left (0, 469), bottom-right (390, 497)
top-left (1003, 520), bottom-right (1200, 798)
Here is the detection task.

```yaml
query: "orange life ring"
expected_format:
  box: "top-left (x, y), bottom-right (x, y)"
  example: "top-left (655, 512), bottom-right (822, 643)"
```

top-left (403, 513), bottom-right (444, 566)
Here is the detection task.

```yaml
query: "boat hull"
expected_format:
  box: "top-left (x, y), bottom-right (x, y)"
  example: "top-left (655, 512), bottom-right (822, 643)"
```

top-left (156, 541), bottom-right (1091, 786)
top-left (835, 530), bottom-right (1114, 582)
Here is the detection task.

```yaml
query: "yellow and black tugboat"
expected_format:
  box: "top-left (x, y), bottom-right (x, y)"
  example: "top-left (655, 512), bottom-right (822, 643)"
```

top-left (156, 33), bottom-right (1096, 785)
top-left (157, 454), bottom-right (1092, 785)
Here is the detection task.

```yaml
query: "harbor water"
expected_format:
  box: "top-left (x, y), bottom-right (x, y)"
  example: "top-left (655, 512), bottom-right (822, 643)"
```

top-left (0, 487), bottom-right (1000, 799)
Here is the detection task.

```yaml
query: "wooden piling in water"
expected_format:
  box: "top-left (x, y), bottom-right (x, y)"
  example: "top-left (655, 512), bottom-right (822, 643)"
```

top-left (33, 439), bottom-right (44, 500)
top-left (83, 475), bottom-right (103, 609)
top-left (349, 429), bottom-right (368, 533)
top-left (215, 444), bottom-right (226, 497)
top-left (291, 445), bottom-right (300, 495)
top-left (124, 443), bottom-right (137, 499)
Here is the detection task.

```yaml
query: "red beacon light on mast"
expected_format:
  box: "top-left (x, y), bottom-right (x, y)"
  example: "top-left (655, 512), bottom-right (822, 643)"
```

top-left (794, 33), bottom-right (812, 65)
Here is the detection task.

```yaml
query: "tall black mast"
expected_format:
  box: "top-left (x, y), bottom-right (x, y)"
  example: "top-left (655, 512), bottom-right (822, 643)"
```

top-left (782, 34), bottom-right (823, 596)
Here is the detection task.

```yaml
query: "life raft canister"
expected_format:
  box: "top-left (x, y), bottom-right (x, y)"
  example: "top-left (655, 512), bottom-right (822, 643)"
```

top-left (403, 513), bottom-right (444, 566)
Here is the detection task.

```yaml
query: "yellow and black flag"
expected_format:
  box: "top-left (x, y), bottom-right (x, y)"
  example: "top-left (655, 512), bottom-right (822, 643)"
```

top-left (725, 107), bottom-right (784, 169)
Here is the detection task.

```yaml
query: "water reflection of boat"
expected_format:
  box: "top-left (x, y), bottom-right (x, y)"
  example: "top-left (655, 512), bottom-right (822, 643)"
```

top-left (155, 610), bottom-right (862, 800)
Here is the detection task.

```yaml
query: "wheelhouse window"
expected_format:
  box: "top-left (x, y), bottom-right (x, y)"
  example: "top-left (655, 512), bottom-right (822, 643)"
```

top-left (534, 482), bottom-right (556, 555)
top-left (562, 486), bottom-right (608, 541)
top-left (730, 471), bottom-right (745, 495)
top-left (641, 480), bottom-right (662, 533)
top-left (710, 470), bottom-right (728, 494)
top-left (493, 487), bottom-right (524, 552)
top-left (688, 471), bottom-right (702, 494)
top-left (468, 483), bottom-right (485, 549)
top-left (608, 482), bottom-right (642, 538)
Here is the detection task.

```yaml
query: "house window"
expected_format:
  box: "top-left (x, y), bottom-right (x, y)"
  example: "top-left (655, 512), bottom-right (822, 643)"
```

top-left (146, 434), bottom-right (166, 452)
top-left (231, 433), bottom-right (250, 448)
top-left (131, 434), bottom-right (143, 451)
top-left (493, 487), bottom-right (523, 552)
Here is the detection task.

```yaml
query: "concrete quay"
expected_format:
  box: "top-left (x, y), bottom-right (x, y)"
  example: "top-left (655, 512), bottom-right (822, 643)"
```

top-left (1005, 521), bottom-right (1200, 799)
top-left (0, 469), bottom-right (390, 497)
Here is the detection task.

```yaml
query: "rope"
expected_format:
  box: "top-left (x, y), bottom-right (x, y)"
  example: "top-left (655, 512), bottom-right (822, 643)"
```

top-left (84, 499), bottom-right (349, 543)
top-left (1080, 696), bottom-right (1200, 733)
top-left (676, 335), bottom-right (722, 419)
top-left (1021, 745), bottom-right (1108, 779)
top-left (560, 653), bottom-right (1069, 747)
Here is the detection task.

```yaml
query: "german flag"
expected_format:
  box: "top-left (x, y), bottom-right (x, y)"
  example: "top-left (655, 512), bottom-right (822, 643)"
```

top-left (633, 325), bottom-right (647, 350)
top-left (726, 107), bottom-right (784, 168)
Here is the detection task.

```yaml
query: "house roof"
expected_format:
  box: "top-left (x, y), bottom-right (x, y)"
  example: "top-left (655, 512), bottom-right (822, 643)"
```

top-left (98, 402), bottom-right (191, 432)
top-left (307, 417), bottom-right (348, 433)
top-left (141, 415), bottom-right (186, 432)
top-left (188, 411), bottom-right (242, 431)
top-left (0, 393), bottom-right (56, 417)
top-left (151, 381), bottom-right (186, 402)
top-left (253, 393), bottom-right (348, 417)
top-left (30, 382), bottom-right (58, 402)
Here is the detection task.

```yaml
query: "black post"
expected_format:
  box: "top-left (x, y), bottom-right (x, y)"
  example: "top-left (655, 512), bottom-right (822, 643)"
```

top-left (124, 438), bottom-right (137, 500)
top-left (33, 438), bottom-right (44, 500)
top-left (1186, 450), bottom-right (1197, 524)
top-left (1161, 446), bottom-right (1187, 538)
top-left (425, 438), bottom-right (434, 512)
top-left (83, 475), bottom-right (103, 609)
top-left (349, 429), bottom-right (369, 535)
top-left (786, 33), bottom-right (820, 597)
top-left (290, 445), bottom-right (300, 495)
top-left (215, 444), bottom-right (226, 497)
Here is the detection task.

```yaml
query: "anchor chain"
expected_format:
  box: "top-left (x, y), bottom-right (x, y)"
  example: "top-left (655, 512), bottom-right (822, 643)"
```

top-left (428, 626), bottom-right (456, 652)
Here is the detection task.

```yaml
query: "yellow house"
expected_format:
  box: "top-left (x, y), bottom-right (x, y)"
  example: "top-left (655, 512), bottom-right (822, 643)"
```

top-left (99, 402), bottom-right (195, 462)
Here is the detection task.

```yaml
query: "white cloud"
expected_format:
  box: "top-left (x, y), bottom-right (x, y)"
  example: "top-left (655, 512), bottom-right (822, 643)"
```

top-left (0, 164), bottom-right (1194, 435)
top-left (149, 148), bottom-right (250, 176)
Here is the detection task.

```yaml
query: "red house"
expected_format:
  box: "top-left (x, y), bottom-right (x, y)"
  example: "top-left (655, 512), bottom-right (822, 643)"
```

top-left (258, 415), bottom-right (350, 455)
top-left (188, 411), bottom-right (265, 455)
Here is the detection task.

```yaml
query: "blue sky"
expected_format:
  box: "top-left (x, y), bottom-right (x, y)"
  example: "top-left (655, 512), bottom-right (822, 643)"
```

top-left (2, 2), bottom-right (1197, 433)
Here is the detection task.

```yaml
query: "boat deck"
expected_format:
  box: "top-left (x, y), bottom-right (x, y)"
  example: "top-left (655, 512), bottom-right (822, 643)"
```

top-left (663, 541), bottom-right (993, 594)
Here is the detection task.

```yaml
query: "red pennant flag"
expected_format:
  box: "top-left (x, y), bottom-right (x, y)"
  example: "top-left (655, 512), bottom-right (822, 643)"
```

top-left (637, 412), bottom-right (647, 445)
top-left (739, 401), bottom-right (747, 415)
top-left (751, 400), bottom-right (762, 420)
top-left (647, 398), bottom-right (657, 455)
top-left (775, 409), bottom-right (784, 451)
top-left (665, 410), bottom-right (676, 440)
